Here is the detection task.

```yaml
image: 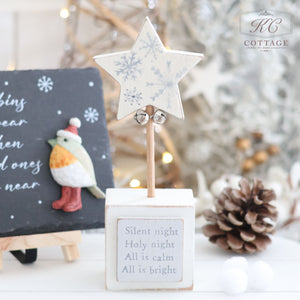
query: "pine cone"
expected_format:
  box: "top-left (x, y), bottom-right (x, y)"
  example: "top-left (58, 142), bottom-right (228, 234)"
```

top-left (202, 178), bottom-right (277, 254)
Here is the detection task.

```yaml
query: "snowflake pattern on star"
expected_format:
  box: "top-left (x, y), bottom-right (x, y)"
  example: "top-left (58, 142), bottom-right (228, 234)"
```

top-left (37, 76), bottom-right (53, 93)
top-left (139, 32), bottom-right (163, 60)
top-left (115, 52), bottom-right (142, 81)
top-left (146, 61), bottom-right (188, 108)
top-left (84, 107), bottom-right (99, 123)
top-left (123, 87), bottom-right (142, 106)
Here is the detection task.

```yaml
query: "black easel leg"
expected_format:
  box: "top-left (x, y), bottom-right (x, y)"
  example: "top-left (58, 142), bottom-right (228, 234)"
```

top-left (10, 249), bottom-right (37, 264)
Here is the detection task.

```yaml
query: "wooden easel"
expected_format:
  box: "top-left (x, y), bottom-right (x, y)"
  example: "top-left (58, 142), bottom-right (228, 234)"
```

top-left (0, 230), bottom-right (81, 269)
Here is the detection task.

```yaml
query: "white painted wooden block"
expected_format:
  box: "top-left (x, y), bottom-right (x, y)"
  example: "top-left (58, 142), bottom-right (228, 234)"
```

top-left (105, 188), bottom-right (195, 290)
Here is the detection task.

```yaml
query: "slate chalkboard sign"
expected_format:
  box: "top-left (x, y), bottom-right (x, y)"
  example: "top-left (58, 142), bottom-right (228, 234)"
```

top-left (0, 68), bottom-right (114, 237)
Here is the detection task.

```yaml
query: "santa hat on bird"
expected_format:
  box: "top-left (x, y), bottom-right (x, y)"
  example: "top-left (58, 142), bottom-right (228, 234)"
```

top-left (57, 117), bottom-right (82, 144)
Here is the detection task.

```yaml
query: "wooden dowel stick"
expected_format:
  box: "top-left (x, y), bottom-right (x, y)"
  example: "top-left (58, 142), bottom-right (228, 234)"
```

top-left (146, 105), bottom-right (155, 197)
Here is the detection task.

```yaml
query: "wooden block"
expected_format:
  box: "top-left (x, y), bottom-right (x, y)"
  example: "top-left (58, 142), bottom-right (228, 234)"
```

top-left (105, 188), bottom-right (195, 290)
top-left (62, 245), bottom-right (80, 262)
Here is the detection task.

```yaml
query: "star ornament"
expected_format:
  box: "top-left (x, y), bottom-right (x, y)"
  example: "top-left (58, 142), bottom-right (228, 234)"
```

top-left (94, 17), bottom-right (204, 120)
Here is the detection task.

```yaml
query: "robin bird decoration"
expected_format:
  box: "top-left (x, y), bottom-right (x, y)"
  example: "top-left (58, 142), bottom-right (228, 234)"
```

top-left (48, 117), bottom-right (105, 212)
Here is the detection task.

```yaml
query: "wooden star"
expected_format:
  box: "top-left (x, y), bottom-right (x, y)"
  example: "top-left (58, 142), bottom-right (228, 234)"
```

top-left (94, 17), bottom-right (203, 120)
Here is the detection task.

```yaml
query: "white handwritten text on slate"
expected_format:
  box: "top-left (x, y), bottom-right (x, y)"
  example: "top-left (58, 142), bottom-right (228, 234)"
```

top-left (117, 218), bottom-right (183, 282)
top-left (0, 91), bottom-right (42, 192)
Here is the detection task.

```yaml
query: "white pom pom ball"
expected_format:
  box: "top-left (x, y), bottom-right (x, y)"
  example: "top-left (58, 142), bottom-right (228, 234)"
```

top-left (70, 117), bottom-right (81, 128)
top-left (221, 267), bottom-right (248, 295)
top-left (228, 175), bottom-right (242, 190)
top-left (210, 179), bottom-right (228, 197)
top-left (273, 202), bottom-right (289, 224)
top-left (223, 257), bottom-right (248, 273)
top-left (268, 181), bottom-right (282, 198)
top-left (248, 261), bottom-right (274, 291)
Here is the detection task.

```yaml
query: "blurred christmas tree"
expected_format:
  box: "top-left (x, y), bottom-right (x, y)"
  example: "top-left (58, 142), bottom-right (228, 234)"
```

top-left (60, 0), bottom-right (300, 192)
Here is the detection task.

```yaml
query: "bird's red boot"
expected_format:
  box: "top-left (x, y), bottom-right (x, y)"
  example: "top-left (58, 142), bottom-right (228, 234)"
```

top-left (63, 187), bottom-right (82, 212)
top-left (52, 186), bottom-right (72, 210)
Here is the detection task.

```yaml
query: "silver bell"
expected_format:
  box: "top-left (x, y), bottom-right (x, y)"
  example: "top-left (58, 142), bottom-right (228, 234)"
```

top-left (134, 109), bottom-right (149, 125)
top-left (153, 110), bottom-right (167, 124)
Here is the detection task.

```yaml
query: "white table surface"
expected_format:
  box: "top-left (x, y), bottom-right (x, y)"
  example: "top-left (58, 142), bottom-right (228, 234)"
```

top-left (1, 232), bottom-right (300, 299)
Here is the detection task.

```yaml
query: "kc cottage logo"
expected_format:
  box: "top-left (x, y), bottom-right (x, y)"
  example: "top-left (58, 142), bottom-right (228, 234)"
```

top-left (240, 10), bottom-right (292, 51)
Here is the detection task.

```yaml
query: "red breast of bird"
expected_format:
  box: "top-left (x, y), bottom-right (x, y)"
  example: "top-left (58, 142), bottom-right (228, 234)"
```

top-left (49, 144), bottom-right (95, 188)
